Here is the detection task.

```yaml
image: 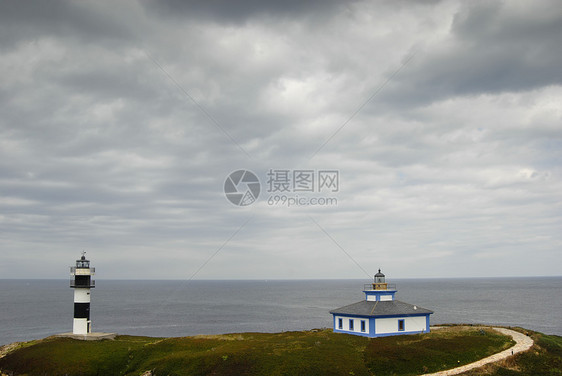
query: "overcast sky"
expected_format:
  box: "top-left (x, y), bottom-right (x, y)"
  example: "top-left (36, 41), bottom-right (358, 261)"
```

top-left (1, 0), bottom-right (561, 280)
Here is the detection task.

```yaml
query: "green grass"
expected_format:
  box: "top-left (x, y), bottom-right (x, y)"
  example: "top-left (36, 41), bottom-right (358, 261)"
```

top-left (123, 330), bottom-right (371, 376)
top-left (0, 327), bottom-right (525, 376)
top-left (0, 335), bottom-right (160, 376)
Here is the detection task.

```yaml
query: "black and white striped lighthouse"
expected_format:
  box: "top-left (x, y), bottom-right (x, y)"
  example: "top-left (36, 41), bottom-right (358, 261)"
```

top-left (70, 252), bottom-right (95, 335)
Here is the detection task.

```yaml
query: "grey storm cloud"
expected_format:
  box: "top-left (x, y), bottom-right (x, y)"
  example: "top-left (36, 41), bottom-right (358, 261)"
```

top-left (0, 0), bottom-right (133, 49)
top-left (0, 0), bottom-right (561, 280)
top-left (145, 0), bottom-right (350, 23)
top-left (384, 1), bottom-right (562, 106)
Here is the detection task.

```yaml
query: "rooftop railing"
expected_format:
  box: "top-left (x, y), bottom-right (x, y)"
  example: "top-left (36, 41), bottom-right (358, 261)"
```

top-left (363, 283), bottom-right (396, 291)
top-left (70, 266), bottom-right (95, 275)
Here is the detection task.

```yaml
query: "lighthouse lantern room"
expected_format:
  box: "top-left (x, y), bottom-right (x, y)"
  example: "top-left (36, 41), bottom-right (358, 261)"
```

top-left (70, 252), bottom-right (95, 334)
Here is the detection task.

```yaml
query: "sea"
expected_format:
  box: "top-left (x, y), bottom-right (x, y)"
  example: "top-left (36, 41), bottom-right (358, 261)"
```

top-left (1, 277), bottom-right (561, 346)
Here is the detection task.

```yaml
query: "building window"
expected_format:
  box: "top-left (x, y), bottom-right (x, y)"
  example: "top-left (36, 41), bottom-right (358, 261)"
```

top-left (361, 320), bottom-right (366, 332)
top-left (349, 319), bottom-right (354, 331)
top-left (338, 318), bottom-right (343, 329)
top-left (398, 319), bottom-right (405, 331)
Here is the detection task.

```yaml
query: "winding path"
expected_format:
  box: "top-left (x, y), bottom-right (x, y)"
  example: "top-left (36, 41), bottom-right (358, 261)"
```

top-left (420, 327), bottom-right (534, 376)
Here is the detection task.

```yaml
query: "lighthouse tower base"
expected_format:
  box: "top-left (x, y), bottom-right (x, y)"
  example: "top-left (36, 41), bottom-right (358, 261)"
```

top-left (55, 332), bottom-right (117, 341)
top-left (73, 318), bottom-right (92, 335)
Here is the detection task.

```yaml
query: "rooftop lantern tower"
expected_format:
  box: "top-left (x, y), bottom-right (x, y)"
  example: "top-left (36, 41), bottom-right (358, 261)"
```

top-left (70, 252), bottom-right (95, 334)
top-left (363, 268), bottom-right (397, 302)
top-left (373, 269), bottom-right (387, 290)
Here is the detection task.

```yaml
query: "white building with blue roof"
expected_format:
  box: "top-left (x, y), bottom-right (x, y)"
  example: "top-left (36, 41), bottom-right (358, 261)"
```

top-left (330, 269), bottom-right (433, 338)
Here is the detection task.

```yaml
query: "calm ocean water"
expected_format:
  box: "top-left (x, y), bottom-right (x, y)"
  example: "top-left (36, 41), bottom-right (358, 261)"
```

top-left (0, 277), bottom-right (560, 346)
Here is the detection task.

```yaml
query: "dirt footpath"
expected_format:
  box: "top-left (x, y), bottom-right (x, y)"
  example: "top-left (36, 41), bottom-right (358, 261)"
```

top-left (420, 327), bottom-right (533, 376)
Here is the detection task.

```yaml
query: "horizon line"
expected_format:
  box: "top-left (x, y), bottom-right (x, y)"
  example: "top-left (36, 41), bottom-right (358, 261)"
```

top-left (1, 275), bottom-right (561, 281)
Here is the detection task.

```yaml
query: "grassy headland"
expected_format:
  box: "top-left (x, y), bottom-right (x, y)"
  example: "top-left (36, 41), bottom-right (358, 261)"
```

top-left (0, 326), bottom-right (558, 376)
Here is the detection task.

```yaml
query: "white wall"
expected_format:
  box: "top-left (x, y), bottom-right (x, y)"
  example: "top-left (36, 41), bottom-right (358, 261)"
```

top-left (73, 318), bottom-right (88, 334)
top-left (334, 316), bottom-right (369, 334)
top-left (73, 289), bottom-right (91, 303)
top-left (365, 293), bottom-right (394, 301)
top-left (375, 316), bottom-right (427, 334)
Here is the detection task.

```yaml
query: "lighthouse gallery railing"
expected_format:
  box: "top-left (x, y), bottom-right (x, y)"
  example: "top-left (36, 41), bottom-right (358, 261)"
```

top-left (363, 283), bottom-right (397, 291)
